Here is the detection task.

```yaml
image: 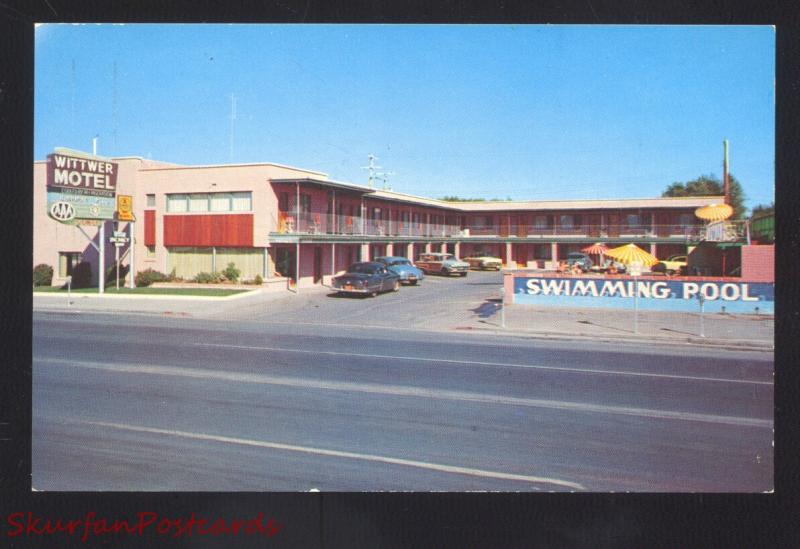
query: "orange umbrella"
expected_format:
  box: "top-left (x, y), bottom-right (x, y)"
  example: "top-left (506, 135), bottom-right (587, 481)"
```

top-left (604, 243), bottom-right (659, 267)
top-left (581, 243), bottom-right (609, 255)
top-left (694, 203), bottom-right (733, 222)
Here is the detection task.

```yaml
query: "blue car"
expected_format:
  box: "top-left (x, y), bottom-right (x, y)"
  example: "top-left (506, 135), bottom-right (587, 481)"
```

top-left (375, 256), bottom-right (425, 285)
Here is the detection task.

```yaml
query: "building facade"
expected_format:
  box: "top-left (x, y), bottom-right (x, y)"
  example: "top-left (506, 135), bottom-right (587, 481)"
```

top-left (34, 152), bottom-right (723, 289)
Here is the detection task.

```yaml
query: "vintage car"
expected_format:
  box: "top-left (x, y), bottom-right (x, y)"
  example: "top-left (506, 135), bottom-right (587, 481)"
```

top-left (565, 252), bottom-right (594, 271)
top-left (374, 256), bottom-right (425, 285)
top-left (331, 262), bottom-right (401, 296)
top-left (651, 254), bottom-right (688, 275)
top-left (414, 253), bottom-right (469, 277)
top-left (462, 253), bottom-right (503, 270)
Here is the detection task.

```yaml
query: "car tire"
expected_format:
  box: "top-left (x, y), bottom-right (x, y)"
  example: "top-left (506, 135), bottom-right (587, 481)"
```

top-left (409, 280), bottom-right (418, 285)
top-left (460, 272), bottom-right (467, 277)
top-left (369, 290), bottom-right (378, 297)
top-left (393, 281), bottom-right (400, 292)
top-left (666, 269), bottom-right (676, 276)
top-left (441, 268), bottom-right (449, 276)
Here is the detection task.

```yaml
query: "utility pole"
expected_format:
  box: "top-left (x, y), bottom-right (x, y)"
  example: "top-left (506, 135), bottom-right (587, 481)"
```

top-left (230, 94), bottom-right (237, 163)
top-left (723, 139), bottom-right (730, 205)
top-left (375, 170), bottom-right (395, 191)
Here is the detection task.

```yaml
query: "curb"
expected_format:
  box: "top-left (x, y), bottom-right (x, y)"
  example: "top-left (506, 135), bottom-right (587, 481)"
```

top-left (459, 325), bottom-right (774, 351)
top-left (33, 289), bottom-right (262, 302)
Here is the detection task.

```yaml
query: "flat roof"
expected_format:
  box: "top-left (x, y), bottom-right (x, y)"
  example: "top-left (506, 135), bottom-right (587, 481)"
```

top-left (450, 196), bottom-right (725, 211)
top-left (271, 177), bottom-right (376, 194)
top-left (140, 162), bottom-right (328, 177)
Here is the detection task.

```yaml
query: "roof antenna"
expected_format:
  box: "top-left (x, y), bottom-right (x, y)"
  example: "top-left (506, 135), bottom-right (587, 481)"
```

top-left (229, 93), bottom-right (237, 163)
top-left (375, 170), bottom-right (395, 191)
top-left (360, 154), bottom-right (381, 188)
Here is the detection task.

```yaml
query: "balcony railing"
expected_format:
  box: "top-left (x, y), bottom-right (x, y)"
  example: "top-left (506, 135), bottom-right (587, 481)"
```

top-left (272, 214), bottom-right (706, 240)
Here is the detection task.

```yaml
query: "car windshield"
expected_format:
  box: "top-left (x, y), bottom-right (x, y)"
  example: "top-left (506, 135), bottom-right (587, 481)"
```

top-left (348, 264), bottom-right (378, 274)
top-left (390, 259), bottom-right (411, 266)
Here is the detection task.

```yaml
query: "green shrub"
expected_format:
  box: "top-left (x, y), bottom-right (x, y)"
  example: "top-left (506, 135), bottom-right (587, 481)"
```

top-left (194, 271), bottom-right (223, 284)
top-left (253, 274), bottom-right (263, 285)
top-left (70, 262), bottom-right (93, 288)
top-left (33, 264), bottom-right (54, 287)
top-left (135, 268), bottom-right (169, 287)
top-left (168, 268), bottom-right (177, 282)
top-left (222, 262), bottom-right (241, 283)
top-left (105, 263), bottom-right (130, 286)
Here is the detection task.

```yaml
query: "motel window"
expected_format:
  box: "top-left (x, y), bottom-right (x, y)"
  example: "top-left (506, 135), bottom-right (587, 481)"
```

top-left (626, 214), bottom-right (641, 227)
top-left (146, 194), bottom-right (156, 208)
top-left (371, 207), bottom-right (381, 220)
top-left (278, 192), bottom-right (289, 212)
top-left (167, 194), bottom-right (188, 212)
top-left (299, 194), bottom-right (311, 214)
top-left (231, 192), bottom-right (252, 212)
top-left (189, 194), bottom-right (209, 212)
top-left (533, 215), bottom-right (550, 229)
top-left (210, 193), bottom-right (231, 212)
top-left (146, 245), bottom-right (156, 258)
top-left (58, 252), bottom-right (82, 277)
top-left (677, 213), bottom-right (692, 226)
top-left (559, 215), bottom-right (575, 229)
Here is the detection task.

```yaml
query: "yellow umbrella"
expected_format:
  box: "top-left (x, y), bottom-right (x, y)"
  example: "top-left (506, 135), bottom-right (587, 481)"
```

top-left (694, 203), bottom-right (733, 222)
top-left (604, 243), bottom-right (659, 267)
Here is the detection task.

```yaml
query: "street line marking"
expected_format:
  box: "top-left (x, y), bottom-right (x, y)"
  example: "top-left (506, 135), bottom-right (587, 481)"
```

top-left (82, 420), bottom-right (584, 490)
top-left (38, 358), bottom-right (773, 428)
top-left (193, 342), bottom-right (773, 386)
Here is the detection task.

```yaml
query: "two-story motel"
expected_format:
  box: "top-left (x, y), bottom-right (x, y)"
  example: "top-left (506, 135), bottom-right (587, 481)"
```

top-left (34, 152), bottom-right (724, 289)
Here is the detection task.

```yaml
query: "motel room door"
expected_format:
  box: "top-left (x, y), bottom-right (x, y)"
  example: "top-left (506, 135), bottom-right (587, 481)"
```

top-left (275, 246), bottom-right (296, 283)
top-left (313, 246), bottom-right (322, 283)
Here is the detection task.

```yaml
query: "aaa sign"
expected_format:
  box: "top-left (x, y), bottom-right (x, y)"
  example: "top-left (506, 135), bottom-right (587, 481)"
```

top-left (117, 194), bottom-right (135, 221)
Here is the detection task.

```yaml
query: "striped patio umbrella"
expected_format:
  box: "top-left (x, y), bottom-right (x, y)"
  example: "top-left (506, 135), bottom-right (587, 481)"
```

top-left (694, 203), bottom-right (733, 222)
top-left (581, 242), bottom-right (609, 255)
top-left (604, 243), bottom-right (659, 267)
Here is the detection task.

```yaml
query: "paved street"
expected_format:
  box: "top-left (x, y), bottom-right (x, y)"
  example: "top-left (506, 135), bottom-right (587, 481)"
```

top-left (33, 305), bottom-right (773, 492)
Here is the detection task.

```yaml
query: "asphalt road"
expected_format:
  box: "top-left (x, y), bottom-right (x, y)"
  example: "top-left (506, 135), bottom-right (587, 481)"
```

top-left (32, 305), bottom-right (773, 492)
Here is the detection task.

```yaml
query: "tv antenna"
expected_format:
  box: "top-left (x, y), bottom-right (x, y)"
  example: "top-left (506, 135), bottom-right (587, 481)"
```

top-left (375, 171), bottom-right (395, 191)
top-left (229, 93), bottom-right (237, 163)
top-left (360, 154), bottom-right (382, 188)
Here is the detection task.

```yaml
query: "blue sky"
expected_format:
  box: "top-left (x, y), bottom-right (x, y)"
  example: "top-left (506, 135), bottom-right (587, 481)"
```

top-left (34, 24), bottom-right (774, 209)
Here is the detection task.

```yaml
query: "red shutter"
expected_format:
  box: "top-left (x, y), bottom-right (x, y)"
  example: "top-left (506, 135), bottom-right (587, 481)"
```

top-left (144, 210), bottom-right (156, 246)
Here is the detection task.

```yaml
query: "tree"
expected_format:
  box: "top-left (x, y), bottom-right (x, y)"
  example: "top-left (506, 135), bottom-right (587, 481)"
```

top-left (661, 173), bottom-right (746, 219)
top-left (750, 202), bottom-right (774, 218)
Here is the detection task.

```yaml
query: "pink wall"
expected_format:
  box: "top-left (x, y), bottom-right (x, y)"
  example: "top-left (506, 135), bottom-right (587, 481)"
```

top-left (741, 245), bottom-right (774, 282)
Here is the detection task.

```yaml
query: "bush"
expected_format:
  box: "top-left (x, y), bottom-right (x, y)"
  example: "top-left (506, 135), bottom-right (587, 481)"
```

top-left (135, 268), bottom-right (169, 287)
top-left (70, 262), bottom-right (93, 288)
top-left (168, 268), bottom-right (177, 282)
top-left (33, 264), bottom-right (54, 287)
top-left (222, 262), bottom-right (241, 283)
top-left (194, 271), bottom-right (223, 284)
top-left (253, 274), bottom-right (263, 285)
top-left (105, 263), bottom-right (130, 286)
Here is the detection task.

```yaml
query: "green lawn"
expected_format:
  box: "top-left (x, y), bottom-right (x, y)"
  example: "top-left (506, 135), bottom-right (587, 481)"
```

top-left (33, 286), bottom-right (251, 297)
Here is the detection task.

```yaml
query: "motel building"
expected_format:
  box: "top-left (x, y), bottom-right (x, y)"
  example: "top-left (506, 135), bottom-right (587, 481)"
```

top-left (34, 149), bottom-right (727, 290)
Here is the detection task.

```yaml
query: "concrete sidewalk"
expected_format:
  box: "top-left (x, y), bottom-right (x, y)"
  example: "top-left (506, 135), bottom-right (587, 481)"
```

top-left (463, 302), bottom-right (774, 351)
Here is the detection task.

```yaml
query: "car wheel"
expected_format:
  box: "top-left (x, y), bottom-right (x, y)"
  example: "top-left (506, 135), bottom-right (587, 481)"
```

top-left (369, 290), bottom-right (378, 297)
top-left (393, 281), bottom-right (400, 292)
top-left (409, 280), bottom-right (418, 285)
top-left (460, 272), bottom-right (467, 277)
top-left (441, 268), bottom-right (449, 276)
top-left (666, 269), bottom-right (676, 276)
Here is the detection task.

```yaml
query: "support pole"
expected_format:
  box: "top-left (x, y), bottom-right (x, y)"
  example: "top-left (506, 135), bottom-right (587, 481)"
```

top-left (115, 241), bottom-right (120, 290)
top-left (98, 222), bottom-right (105, 294)
top-left (295, 241), bottom-right (300, 294)
top-left (500, 287), bottom-right (506, 329)
top-left (633, 276), bottom-right (639, 334)
top-left (129, 221), bottom-right (135, 288)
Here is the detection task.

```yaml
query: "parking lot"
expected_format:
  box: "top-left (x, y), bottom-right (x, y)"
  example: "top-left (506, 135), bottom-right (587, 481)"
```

top-left (215, 270), bottom-right (505, 330)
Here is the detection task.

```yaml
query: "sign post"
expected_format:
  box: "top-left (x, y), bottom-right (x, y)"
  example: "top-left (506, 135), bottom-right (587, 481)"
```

top-left (500, 287), bottom-right (506, 328)
top-left (629, 261), bottom-right (642, 334)
top-left (698, 293), bottom-right (706, 337)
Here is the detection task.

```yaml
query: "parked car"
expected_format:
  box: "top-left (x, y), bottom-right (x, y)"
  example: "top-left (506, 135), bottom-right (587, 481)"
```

top-left (331, 262), bottom-right (401, 297)
top-left (374, 256), bottom-right (425, 285)
top-left (565, 252), bottom-right (594, 271)
top-left (415, 253), bottom-right (470, 276)
top-left (462, 253), bottom-right (503, 271)
top-left (652, 254), bottom-right (688, 275)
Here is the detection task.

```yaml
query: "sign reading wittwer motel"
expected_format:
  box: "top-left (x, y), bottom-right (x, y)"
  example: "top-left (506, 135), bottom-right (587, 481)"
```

top-left (513, 276), bottom-right (774, 314)
top-left (46, 151), bottom-right (118, 223)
